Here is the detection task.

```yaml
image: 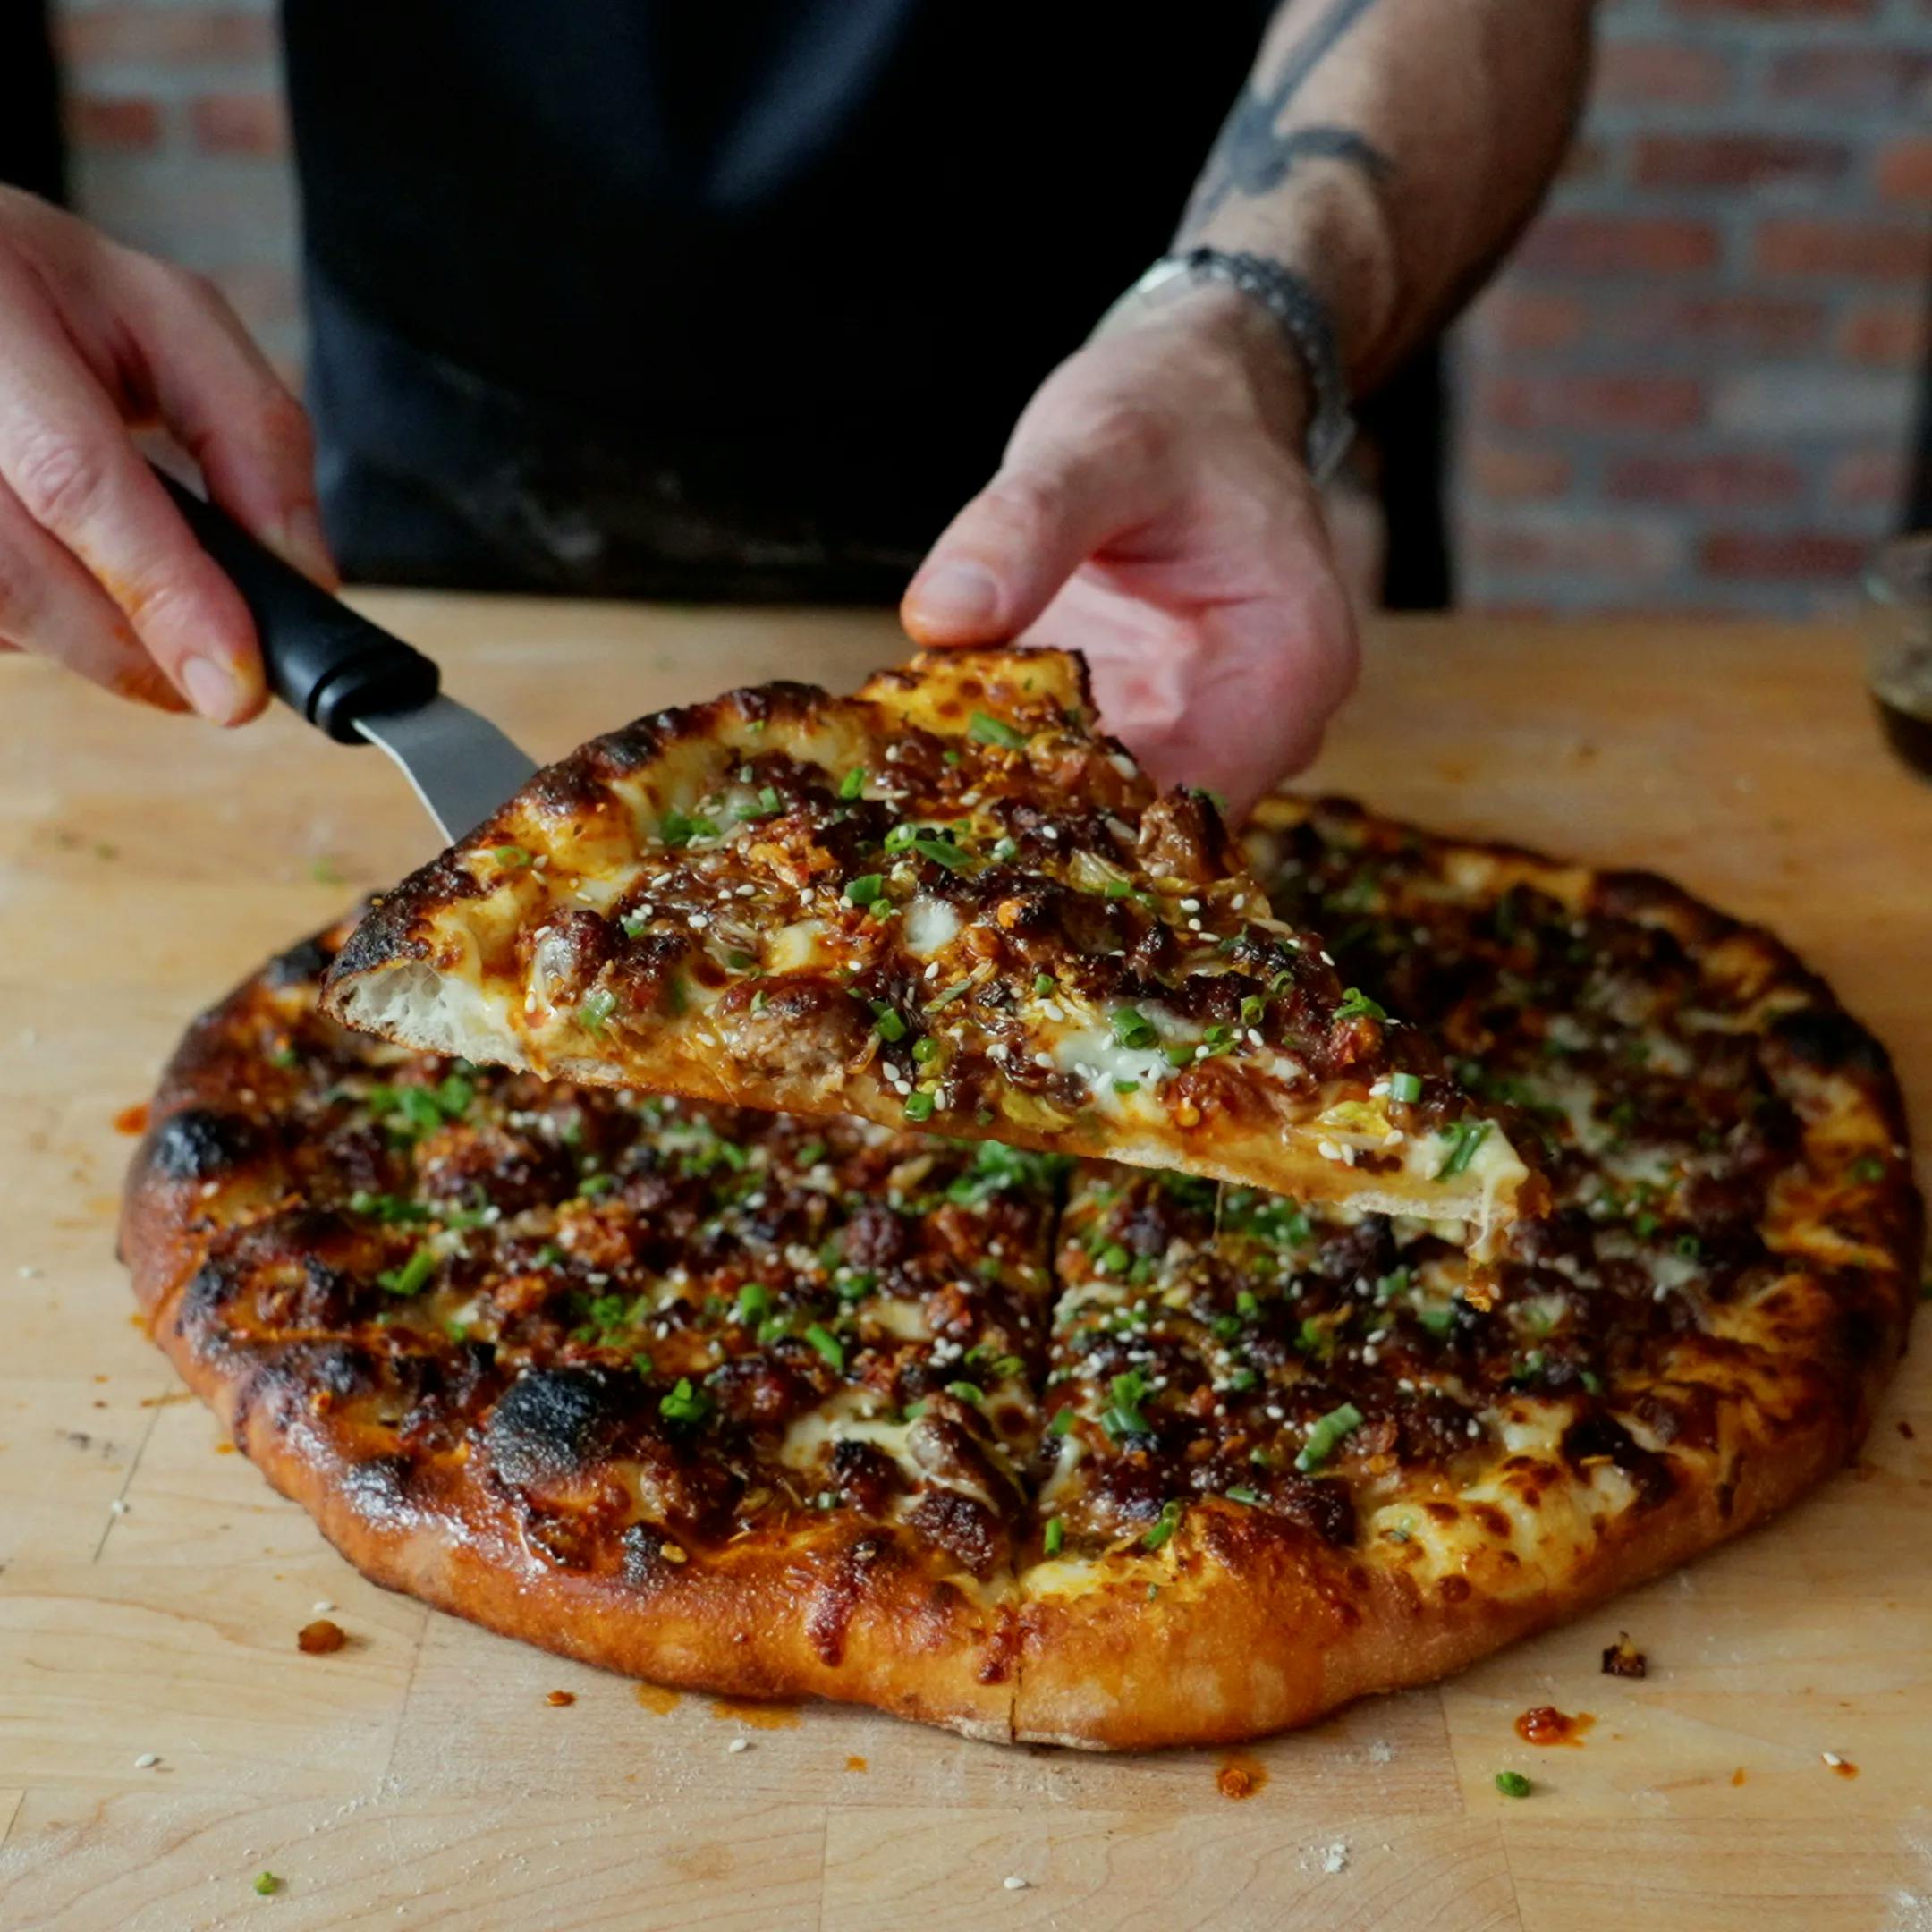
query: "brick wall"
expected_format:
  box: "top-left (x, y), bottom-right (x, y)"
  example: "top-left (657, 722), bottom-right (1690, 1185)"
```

top-left (47, 0), bottom-right (1932, 614)
top-left (1456, 0), bottom-right (1932, 614)
top-left (53, 0), bottom-right (299, 376)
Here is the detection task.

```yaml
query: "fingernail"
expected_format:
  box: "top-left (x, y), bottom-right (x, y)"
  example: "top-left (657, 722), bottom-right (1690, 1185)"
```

top-left (271, 503), bottom-right (339, 589)
top-left (906, 560), bottom-right (1000, 633)
top-left (182, 655), bottom-right (242, 723)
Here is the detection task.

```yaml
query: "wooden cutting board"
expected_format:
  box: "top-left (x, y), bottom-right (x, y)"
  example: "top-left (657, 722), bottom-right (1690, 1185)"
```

top-left (1, 606), bottom-right (1927, 1932)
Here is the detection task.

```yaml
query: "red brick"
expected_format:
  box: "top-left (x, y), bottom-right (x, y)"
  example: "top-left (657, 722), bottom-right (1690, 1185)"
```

top-left (1756, 220), bottom-right (1931, 283)
top-left (1606, 453), bottom-right (1804, 509)
top-left (1876, 137), bottom-right (1932, 205)
top-left (1463, 287), bottom-right (1589, 354)
top-left (1671, 0), bottom-right (1870, 13)
top-left (1826, 450), bottom-right (1910, 512)
top-left (1766, 47), bottom-right (1932, 108)
top-left (1840, 301), bottom-right (1931, 366)
top-left (64, 95), bottom-right (165, 153)
top-left (57, 8), bottom-right (276, 65)
top-left (1632, 133), bottom-right (1851, 191)
top-left (1591, 292), bottom-right (1825, 355)
top-left (1699, 532), bottom-right (1870, 581)
top-left (190, 92), bottom-right (290, 157)
top-left (1592, 42), bottom-right (1735, 106)
top-left (1470, 517), bottom-right (1682, 581)
top-left (1514, 215), bottom-right (1721, 277)
top-left (1481, 374), bottom-right (1708, 435)
top-left (1467, 445), bottom-right (1575, 503)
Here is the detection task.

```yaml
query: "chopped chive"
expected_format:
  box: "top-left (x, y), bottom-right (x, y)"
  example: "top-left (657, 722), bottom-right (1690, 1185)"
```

top-left (1849, 1156), bottom-right (1885, 1183)
top-left (1032, 972), bottom-right (1055, 996)
top-left (1047, 1406), bottom-right (1077, 1437)
top-left (1141, 1498), bottom-right (1184, 1551)
top-left (1436, 1119), bottom-right (1491, 1179)
top-left (734, 1283), bottom-right (770, 1326)
top-left (1495, 1770), bottom-right (1532, 1799)
top-left (804, 1324), bottom-right (845, 1372)
top-left (631, 1351), bottom-right (653, 1377)
top-left (870, 1002), bottom-right (907, 1043)
top-left (838, 767), bottom-right (867, 800)
top-left (844, 873), bottom-right (884, 905)
top-left (945, 1380), bottom-right (984, 1404)
top-left (1335, 987), bottom-right (1388, 1024)
top-left (1389, 1071), bottom-right (1423, 1104)
top-left (912, 1038), bottom-right (939, 1064)
top-left (1225, 1486), bottom-right (1261, 1506)
top-left (577, 988), bottom-right (618, 1036)
top-left (1295, 1401), bottom-right (1364, 1472)
top-left (1110, 1006), bottom-right (1158, 1052)
top-left (490, 843), bottom-right (532, 869)
top-left (659, 1377), bottom-right (710, 1426)
top-left (903, 1090), bottom-right (936, 1123)
top-left (252, 1871), bottom-right (282, 1896)
top-left (1042, 1515), bottom-right (1064, 1555)
top-left (377, 1245), bottom-right (436, 1297)
top-left (1112, 1078), bottom-right (1140, 1095)
top-left (969, 710), bottom-right (1027, 749)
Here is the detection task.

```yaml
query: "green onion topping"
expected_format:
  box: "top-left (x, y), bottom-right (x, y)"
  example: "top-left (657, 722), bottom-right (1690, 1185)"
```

top-left (969, 710), bottom-right (1028, 749)
top-left (1296, 1401), bottom-right (1364, 1472)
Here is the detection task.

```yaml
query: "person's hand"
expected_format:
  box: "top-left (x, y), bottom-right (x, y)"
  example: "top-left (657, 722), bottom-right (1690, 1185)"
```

top-left (0, 186), bottom-right (334, 722)
top-left (902, 282), bottom-right (1357, 818)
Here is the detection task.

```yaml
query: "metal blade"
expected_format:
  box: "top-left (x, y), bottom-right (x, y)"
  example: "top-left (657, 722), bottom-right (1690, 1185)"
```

top-left (355, 695), bottom-right (539, 843)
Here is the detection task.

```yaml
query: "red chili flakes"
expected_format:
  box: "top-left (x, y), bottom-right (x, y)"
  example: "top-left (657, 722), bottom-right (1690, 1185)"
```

top-left (297, 1618), bottom-right (347, 1654)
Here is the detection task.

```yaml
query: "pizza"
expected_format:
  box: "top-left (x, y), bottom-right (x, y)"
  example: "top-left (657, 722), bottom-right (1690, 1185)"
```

top-left (121, 798), bottom-right (1920, 1749)
top-left (319, 649), bottom-right (1532, 1240)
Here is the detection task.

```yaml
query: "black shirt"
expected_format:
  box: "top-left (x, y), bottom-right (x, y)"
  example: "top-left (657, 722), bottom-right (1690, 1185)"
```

top-left (283, 2), bottom-right (1270, 593)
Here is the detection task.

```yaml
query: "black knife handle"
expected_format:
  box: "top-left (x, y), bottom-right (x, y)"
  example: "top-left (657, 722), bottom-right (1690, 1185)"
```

top-left (153, 466), bottom-right (439, 742)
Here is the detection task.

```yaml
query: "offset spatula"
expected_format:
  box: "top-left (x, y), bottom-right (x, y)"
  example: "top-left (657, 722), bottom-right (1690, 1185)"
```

top-left (156, 470), bottom-right (537, 841)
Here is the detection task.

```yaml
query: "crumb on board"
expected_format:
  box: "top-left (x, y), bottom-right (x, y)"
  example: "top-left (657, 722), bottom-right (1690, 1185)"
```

top-left (546, 1690), bottom-right (575, 1707)
top-left (1601, 1631), bottom-right (1648, 1678)
top-left (297, 1618), bottom-right (346, 1655)
top-left (1366, 1738), bottom-right (1394, 1764)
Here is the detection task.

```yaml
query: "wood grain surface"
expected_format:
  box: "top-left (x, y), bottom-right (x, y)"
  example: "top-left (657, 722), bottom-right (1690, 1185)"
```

top-left (1, 604), bottom-right (1927, 1931)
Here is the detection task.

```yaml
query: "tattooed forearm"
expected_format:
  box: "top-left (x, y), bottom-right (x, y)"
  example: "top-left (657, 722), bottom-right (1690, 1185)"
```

top-left (1165, 0), bottom-right (1593, 392)
top-left (1182, 0), bottom-right (1392, 232)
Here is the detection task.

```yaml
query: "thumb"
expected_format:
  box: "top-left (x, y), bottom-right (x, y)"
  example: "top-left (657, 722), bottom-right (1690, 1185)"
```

top-left (902, 434), bottom-right (1163, 647)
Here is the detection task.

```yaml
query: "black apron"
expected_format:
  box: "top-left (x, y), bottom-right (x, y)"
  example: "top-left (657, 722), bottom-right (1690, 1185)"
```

top-left (284, 0), bottom-right (1272, 599)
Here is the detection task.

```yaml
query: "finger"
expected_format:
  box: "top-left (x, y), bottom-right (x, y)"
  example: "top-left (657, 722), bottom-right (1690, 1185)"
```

top-left (114, 250), bottom-right (336, 589)
top-left (0, 255), bottom-right (266, 723)
top-left (902, 419), bottom-right (1169, 647)
top-left (0, 478), bottom-right (188, 709)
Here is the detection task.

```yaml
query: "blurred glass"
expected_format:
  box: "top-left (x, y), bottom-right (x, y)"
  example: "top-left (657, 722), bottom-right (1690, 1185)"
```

top-left (1865, 533), bottom-right (1932, 781)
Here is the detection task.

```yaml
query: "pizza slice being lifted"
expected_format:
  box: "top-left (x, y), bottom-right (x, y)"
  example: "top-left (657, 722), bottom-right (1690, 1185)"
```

top-left (323, 648), bottom-right (1536, 1240)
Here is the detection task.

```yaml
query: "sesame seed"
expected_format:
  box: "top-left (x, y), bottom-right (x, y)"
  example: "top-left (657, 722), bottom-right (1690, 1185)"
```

top-left (727, 1737), bottom-right (750, 1754)
top-left (134, 1752), bottom-right (160, 1769)
top-left (1003, 1876), bottom-right (1030, 1891)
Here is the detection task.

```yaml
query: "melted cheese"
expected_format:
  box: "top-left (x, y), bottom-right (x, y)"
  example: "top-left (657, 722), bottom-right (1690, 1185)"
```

top-left (902, 896), bottom-right (962, 959)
